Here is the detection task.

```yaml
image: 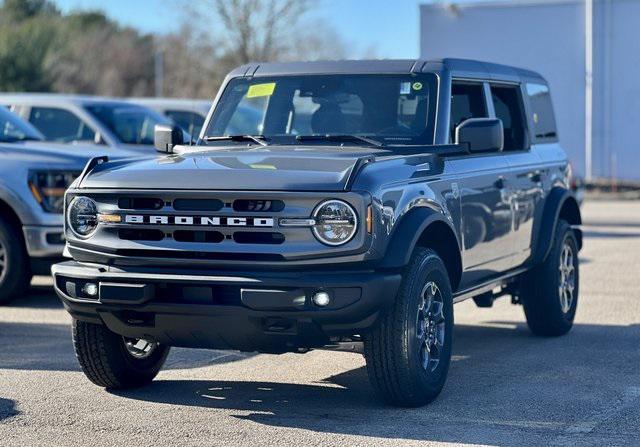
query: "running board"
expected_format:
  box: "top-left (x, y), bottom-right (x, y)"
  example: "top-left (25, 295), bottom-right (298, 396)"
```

top-left (453, 267), bottom-right (528, 304)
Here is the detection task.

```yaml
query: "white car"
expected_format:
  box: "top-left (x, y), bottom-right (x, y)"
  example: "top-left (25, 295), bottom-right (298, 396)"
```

top-left (0, 94), bottom-right (176, 153)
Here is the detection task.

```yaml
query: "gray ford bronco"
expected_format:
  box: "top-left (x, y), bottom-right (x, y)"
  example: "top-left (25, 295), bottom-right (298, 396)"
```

top-left (53, 59), bottom-right (582, 407)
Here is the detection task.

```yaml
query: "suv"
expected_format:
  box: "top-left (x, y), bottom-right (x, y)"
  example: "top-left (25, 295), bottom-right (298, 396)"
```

top-left (127, 98), bottom-right (211, 138)
top-left (53, 59), bottom-right (582, 407)
top-left (0, 94), bottom-right (175, 152)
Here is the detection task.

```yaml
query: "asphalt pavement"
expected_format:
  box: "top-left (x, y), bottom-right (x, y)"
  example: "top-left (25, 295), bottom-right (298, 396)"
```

top-left (1, 200), bottom-right (639, 447)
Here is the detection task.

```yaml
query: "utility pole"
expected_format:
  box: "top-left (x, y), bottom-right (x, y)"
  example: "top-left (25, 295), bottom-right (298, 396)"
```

top-left (154, 46), bottom-right (164, 98)
top-left (584, 0), bottom-right (593, 180)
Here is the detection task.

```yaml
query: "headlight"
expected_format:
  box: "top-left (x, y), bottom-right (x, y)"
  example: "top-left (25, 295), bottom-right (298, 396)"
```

top-left (67, 196), bottom-right (98, 238)
top-left (29, 171), bottom-right (80, 213)
top-left (312, 200), bottom-right (358, 246)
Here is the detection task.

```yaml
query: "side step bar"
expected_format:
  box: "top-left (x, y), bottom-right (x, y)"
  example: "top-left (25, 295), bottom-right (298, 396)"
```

top-left (452, 267), bottom-right (528, 304)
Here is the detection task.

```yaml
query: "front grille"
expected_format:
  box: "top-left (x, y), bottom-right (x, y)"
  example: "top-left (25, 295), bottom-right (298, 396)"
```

top-left (173, 230), bottom-right (225, 243)
top-left (66, 190), bottom-right (367, 264)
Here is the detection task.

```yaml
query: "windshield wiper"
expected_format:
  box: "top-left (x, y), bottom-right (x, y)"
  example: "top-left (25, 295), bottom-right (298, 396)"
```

top-left (203, 135), bottom-right (268, 147)
top-left (296, 134), bottom-right (384, 147)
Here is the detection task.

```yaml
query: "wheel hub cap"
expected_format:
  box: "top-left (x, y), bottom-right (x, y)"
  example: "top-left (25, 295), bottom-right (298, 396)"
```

top-left (417, 281), bottom-right (445, 372)
top-left (123, 337), bottom-right (158, 359)
top-left (558, 241), bottom-right (576, 314)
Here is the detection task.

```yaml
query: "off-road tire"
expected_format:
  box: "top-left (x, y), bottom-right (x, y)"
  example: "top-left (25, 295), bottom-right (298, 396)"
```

top-left (521, 220), bottom-right (579, 336)
top-left (72, 319), bottom-right (170, 389)
top-left (0, 216), bottom-right (31, 305)
top-left (363, 248), bottom-right (454, 407)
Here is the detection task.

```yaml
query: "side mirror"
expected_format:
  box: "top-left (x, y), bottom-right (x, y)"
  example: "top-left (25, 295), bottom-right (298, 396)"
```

top-left (154, 124), bottom-right (184, 154)
top-left (455, 118), bottom-right (504, 153)
top-left (94, 132), bottom-right (106, 145)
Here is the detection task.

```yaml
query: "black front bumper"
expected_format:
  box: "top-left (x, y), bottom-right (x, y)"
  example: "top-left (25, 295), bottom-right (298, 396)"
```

top-left (52, 261), bottom-right (401, 353)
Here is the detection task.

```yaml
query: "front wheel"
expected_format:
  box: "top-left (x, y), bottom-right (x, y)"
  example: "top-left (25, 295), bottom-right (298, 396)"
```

top-left (521, 220), bottom-right (579, 336)
top-left (363, 248), bottom-right (454, 407)
top-left (72, 319), bottom-right (170, 389)
top-left (0, 216), bottom-right (31, 305)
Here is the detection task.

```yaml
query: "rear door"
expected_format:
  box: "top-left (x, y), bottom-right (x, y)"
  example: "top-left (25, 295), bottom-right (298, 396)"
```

top-left (490, 82), bottom-right (545, 265)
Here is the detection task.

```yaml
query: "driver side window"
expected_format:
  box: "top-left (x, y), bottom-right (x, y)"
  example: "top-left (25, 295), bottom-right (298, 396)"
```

top-left (450, 82), bottom-right (487, 142)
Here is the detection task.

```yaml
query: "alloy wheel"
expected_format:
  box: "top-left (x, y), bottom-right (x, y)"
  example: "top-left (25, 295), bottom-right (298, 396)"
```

top-left (0, 240), bottom-right (6, 283)
top-left (123, 337), bottom-right (159, 359)
top-left (558, 240), bottom-right (576, 314)
top-left (416, 281), bottom-right (446, 372)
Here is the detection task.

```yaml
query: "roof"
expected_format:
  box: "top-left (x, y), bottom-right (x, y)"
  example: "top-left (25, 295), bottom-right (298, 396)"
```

top-left (128, 98), bottom-right (211, 115)
top-left (0, 93), bottom-right (151, 107)
top-left (228, 58), bottom-right (546, 83)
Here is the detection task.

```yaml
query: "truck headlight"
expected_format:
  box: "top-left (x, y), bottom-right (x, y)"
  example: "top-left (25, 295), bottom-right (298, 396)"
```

top-left (67, 196), bottom-right (98, 238)
top-left (312, 200), bottom-right (358, 246)
top-left (28, 171), bottom-right (79, 213)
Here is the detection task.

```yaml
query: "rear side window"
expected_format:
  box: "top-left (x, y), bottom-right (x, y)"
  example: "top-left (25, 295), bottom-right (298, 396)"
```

top-left (526, 83), bottom-right (558, 142)
top-left (29, 107), bottom-right (95, 143)
top-left (450, 82), bottom-right (487, 142)
top-left (490, 85), bottom-right (527, 151)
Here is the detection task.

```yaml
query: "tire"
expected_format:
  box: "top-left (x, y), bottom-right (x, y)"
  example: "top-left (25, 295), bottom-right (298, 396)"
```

top-left (0, 216), bottom-right (31, 305)
top-left (363, 248), bottom-right (454, 407)
top-left (72, 319), bottom-right (170, 389)
top-left (521, 220), bottom-right (579, 336)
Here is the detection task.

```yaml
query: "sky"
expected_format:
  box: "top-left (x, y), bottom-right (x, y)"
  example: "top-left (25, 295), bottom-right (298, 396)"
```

top-left (51, 0), bottom-right (461, 59)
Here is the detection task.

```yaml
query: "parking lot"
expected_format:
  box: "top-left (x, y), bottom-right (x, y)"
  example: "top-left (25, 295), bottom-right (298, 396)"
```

top-left (1, 200), bottom-right (638, 447)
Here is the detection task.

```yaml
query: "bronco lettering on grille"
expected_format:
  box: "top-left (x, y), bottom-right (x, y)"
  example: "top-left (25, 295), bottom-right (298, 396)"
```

top-left (124, 215), bottom-right (274, 227)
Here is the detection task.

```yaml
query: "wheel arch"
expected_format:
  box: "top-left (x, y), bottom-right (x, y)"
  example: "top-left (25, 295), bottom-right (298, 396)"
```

top-left (379, 208), bottom-right (463, 292)
top-left (0, 197), bottom-right (24, 234)
top-left (532, 187), bottom-right (582, 265)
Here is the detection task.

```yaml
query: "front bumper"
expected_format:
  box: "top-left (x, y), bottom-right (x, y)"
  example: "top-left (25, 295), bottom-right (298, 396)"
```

top-left (52, 261), bottom-right (401, 353)
top-left (23, 225), bottom-right (65, 257)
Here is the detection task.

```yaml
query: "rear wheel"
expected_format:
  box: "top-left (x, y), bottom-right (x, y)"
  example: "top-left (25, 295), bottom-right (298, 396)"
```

top-left (521, 220), bottom-right (579, 336)
top-left (0, 216), bottom-right (31, 305)
top-left (363, 248), bottom-right (454, 407)
top-left (72, 319), bottom-right (170, 389)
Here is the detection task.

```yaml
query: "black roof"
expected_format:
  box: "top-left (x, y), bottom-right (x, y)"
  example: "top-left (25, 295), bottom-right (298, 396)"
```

top-left (227, 58), bottom-right (547, 84)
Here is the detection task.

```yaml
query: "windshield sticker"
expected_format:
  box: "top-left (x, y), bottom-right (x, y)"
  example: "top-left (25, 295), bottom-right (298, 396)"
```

top-left (247, 82), bottom-right (276, 98)
top-left (400, 82), bottom-right (411, 95)
top-left (412, 82), bottom-right (423, 91)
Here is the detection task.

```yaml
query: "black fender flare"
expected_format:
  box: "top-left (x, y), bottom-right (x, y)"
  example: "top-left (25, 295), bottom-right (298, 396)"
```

top-left (379, 207), bottom-right (460, 269)
top-left (531, 187), bottom-right (583, 265)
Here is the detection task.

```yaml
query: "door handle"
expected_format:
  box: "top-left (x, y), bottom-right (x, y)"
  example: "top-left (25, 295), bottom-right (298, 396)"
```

top-left (494, 177), bottom-right (506, 189)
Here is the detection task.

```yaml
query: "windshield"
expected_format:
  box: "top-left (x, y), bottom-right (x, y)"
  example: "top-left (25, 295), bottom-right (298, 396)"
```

top-left (85, 103), bottom-right (173, 145)
top-left (0, 107), bottom-right (44, 143)
top-left (204, 74), bottom-right (438, 146)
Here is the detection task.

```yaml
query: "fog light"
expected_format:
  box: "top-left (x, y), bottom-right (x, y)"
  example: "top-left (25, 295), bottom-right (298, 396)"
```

top-left (312, 291), bottom-right (331, 307)
top-left (82, 283), bottom-right (98, 297)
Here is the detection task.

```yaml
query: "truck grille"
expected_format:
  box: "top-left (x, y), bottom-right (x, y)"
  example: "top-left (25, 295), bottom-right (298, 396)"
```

top-left (65, 190), bottom-right (368, 265)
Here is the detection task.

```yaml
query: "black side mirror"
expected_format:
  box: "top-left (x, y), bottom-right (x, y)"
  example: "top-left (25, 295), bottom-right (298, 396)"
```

top-left (455, 118), bottom-right (504, 153)
top-left (154, 124), bottom-right (184, 154)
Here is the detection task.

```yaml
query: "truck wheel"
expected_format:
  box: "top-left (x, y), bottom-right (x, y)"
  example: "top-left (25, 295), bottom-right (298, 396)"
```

top-left (521, 220), bottom-right (579, 336)
top-left (0, 216), bottom-right (31, 305)
top-left (363, 248), bottom-right (453, 407)
top-left (72, 319), bottom-right (170, 389)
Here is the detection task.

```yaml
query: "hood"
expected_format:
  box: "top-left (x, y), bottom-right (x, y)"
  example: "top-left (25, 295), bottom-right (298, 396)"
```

top-left (11, 140), bottom-right (146, 159)
top-left (0, 142), bottom-right (92, 169)
top-left (80, 146), bottom-right (380, 191)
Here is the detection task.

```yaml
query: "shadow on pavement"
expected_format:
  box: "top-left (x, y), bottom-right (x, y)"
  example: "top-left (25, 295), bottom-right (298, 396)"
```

top-left (0, 398), bottom-right (19, 421)
top-left (0, 321), bottom-right (252, 372)
top-left (583, 230), bottom-right (640, 239)
top-left (110, 322), bottom-right (640, 445)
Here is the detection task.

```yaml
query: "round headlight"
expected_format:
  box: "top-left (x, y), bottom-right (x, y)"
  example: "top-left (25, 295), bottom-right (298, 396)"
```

top-left (67, 196), bottom-right (98, 238)
top-left (312, 200), bottom-right (358, 246)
